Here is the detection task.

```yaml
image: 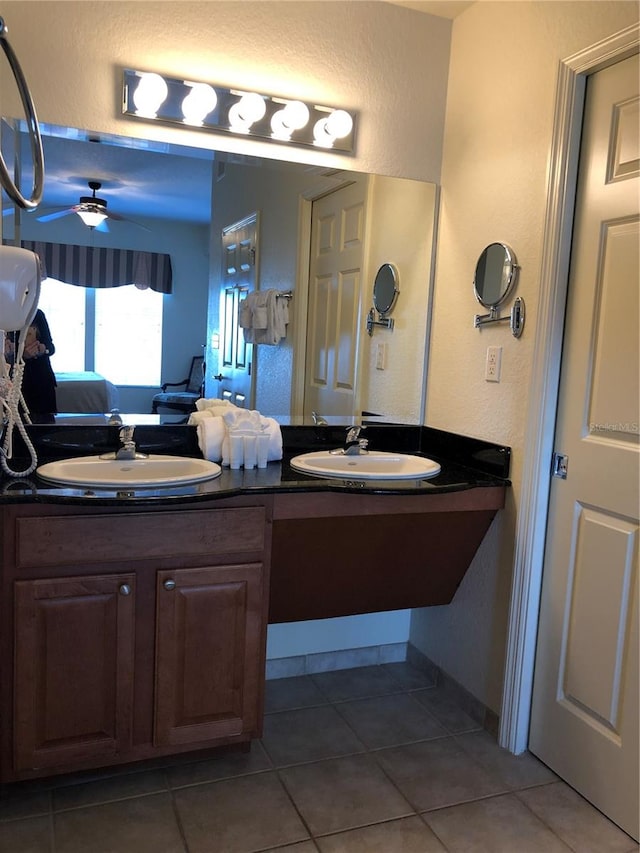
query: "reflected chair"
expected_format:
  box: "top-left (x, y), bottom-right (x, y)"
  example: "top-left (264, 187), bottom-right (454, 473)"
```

top-left (152, 355), bottom-right (204, 414)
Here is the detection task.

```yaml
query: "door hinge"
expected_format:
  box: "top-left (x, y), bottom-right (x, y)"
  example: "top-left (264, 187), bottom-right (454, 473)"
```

top-left (552, 452), bottom-right (568, 479)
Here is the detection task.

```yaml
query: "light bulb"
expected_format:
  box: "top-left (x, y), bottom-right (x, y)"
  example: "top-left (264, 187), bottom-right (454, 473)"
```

top-left (313, 118), bottom-right (335, 148)
top-left (325, 109), bottom-right (353, 139)
top-left (132, 73), bottom-right (168, 118)
top-left (181, 83), bottom-right (217, 125)
top-left (271, 101), bottom-right (309, 140)
top-left (229, 93), bottom-right (266, 133)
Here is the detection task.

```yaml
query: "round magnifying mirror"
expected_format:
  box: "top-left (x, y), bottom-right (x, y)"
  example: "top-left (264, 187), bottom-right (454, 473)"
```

top-left (473, 243), bottom-right (518, 309)
top-left (373, 263), bottom-right (399, 317)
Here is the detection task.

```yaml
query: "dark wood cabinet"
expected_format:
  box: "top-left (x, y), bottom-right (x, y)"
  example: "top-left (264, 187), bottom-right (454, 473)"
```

top-left (14, 573), bottom-right (136, 773)
top-left (154, 564), bottom-right (264, 747)
top-left (1, 500), bottom-right (272, 782)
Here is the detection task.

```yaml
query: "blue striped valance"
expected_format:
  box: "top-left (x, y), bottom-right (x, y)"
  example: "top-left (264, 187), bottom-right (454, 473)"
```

top-left (19, 240), bottom-right (172, 294)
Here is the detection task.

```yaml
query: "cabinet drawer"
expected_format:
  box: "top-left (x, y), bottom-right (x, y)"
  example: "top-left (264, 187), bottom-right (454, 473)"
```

top-left (15, 507), bottom-right (266, 568)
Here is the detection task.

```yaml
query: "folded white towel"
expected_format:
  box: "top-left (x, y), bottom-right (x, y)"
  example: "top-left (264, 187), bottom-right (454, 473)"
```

top-left (195, 398), bottom-right (234, 412)
top-left (260, 416), bottom-right (283, 461)
top-left (194, 415), bottom-right (226, 462)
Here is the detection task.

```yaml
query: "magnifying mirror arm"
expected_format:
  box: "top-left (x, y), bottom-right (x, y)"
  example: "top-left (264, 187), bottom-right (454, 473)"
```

top-left (474, 296), bottom-right (525, 338)
top-left (367, 308), bottom-right (395, 336)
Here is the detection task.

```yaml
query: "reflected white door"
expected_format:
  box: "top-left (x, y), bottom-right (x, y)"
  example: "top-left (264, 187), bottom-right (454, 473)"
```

top-left (217, 213), bottom-right (258, 408)
top-left (304, 180), bottom-right (366, 419)
top-left (529, 53), bottom-right (639, 840)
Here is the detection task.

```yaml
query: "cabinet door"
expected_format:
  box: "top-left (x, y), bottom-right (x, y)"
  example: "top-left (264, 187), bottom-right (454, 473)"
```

top-left (155, 564), bottom-right (264, 747)
top-left (14, 574), bottom-right (135, 772)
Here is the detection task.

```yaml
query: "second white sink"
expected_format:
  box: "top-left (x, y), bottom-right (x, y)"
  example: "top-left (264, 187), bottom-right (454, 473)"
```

top-left (290, 450), bottom-right (441, 480)
top-left (37, 454), bottom-right (222, 489)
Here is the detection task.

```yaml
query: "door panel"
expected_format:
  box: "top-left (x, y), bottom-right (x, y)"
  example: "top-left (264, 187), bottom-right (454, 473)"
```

top-left (530, 53), bottom-right (639, 840)
top-left (154, 563), bottom-right (264, 747)
top-left (304, 180), bottom-right (366, 418)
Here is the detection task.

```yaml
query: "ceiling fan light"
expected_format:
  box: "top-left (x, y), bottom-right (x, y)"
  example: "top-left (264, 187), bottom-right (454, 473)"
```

top-left (77, 208), bottom-right (108, 228)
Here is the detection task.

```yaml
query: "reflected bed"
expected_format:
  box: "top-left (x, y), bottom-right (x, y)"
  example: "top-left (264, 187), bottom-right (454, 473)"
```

top-left (55, 371), bottom-right (119, 413)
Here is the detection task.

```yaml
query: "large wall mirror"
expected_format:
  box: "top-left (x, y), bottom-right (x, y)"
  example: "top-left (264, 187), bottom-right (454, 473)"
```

top-left (2, 119), bottom-right (437, 425)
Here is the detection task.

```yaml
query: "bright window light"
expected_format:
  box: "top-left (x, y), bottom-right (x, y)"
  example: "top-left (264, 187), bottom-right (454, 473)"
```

top-left (37, 279), bottom-right (163, 386)
top-left (95, 285), bottom-right (163, 385)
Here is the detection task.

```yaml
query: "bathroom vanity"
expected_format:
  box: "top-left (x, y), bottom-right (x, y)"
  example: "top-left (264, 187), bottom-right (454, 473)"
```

top-left (0, 423), bottom-right (509, 783)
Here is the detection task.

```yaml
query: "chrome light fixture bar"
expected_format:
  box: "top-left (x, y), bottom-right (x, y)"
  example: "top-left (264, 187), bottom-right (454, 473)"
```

top-left (122, 70), bottom-right (357, 153)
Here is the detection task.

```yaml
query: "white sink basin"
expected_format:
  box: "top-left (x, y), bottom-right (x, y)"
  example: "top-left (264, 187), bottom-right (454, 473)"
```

top-left (290, 450), bottom-right (441, 481)
top-left (37, 454), bottom-right (222, 489)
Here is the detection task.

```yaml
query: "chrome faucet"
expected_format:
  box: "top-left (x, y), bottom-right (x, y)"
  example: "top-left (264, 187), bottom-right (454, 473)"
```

top-left (343, 425), bottom-right (368, 455)
top-left (115, 425), bottom-right (137, 460)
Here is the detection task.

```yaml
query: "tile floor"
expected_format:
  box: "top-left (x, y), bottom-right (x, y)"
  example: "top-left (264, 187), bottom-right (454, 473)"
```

top-left (0, 663), bottom-right (637, 853)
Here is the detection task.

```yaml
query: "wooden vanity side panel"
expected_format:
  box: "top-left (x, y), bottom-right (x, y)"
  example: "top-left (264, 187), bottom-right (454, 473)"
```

top-left (269, 509), bottom-right (498, 622)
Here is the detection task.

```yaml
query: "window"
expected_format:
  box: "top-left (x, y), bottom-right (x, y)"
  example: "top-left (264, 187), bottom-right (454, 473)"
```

top-left (38, 279), bottom-right (163, 386)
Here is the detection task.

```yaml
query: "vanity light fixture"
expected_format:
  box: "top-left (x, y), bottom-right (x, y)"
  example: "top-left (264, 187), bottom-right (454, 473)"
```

top-left (123, 69), bottom-right (357, 153)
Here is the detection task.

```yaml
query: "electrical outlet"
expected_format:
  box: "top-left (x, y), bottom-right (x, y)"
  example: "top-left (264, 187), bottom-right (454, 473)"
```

top-left (375, 342), bottom-right (387, 370)
top-left (485, 345), bottom-right (502, 382)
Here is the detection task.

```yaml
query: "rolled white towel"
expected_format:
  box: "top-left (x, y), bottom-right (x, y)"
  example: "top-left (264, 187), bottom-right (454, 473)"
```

top-left (195, 416), bottom-right (226, 462)
top-left (259, 416), bottom-right (283, 461)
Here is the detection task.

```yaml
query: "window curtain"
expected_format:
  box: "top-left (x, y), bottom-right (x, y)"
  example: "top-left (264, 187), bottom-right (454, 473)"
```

top-left (18, 240), bottom-right (173, 294)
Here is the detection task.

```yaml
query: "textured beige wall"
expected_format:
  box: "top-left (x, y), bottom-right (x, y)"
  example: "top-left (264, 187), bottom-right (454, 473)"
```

top-left (360, 175), bottom-right (437, 422)
top-left (0, 1), bottom-right (451, 182)
top-left (411, 0), bottom-right (639, 712)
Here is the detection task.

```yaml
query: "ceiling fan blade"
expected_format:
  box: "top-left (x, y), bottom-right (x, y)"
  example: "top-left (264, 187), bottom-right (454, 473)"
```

top-left (37, 208), bottom-right (74, 223)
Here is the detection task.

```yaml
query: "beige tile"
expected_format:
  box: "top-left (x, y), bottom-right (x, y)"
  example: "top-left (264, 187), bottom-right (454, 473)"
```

top-left (0, 814), bottom-right (51, 852)
top-left (455, 730), bottom-right (558, 790)
top-left (265, 675), bottom-right (328, 712)
top-left (336, 693), bottom-right (447, 749)
top-left (53, 769), bottom-right (167, 811)
top-left (518, 781), bottom-right (638, 853)
top-left (54, 792), bottom-right (185, 853)
top-left (265, 844), bottom-right (318, 852)
top-left (280, 753), bottom-right (413, 836)
top-left (413, 686), bottom-right (482, 733)
top-left (376, 737), bottom-right (507, 811)
top-left (0, 789), bottom-right (50, 822)
top-left (167, 740), bottom-right (271, 788)
top-left (310, 666), bottom-right (400, 702)
top-left (424, 792), bottom-right (572, 852)
top-left (174, 771), bottom-right (308, 853)
top-left (262, 705), bottom-right (364, 766)
top-left (317, 815), bottom-right (446, 852)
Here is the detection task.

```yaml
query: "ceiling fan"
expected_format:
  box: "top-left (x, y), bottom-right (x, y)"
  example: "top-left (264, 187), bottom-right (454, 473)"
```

top-left (36, 181), bottom-right (142, 231)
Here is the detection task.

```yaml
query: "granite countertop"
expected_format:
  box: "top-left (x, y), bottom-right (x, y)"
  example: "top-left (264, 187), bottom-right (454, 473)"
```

top-left (0, 423), bottom-right (511, 506)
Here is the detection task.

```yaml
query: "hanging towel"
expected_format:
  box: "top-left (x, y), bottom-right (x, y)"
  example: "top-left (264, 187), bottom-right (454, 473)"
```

top-left (241, 289), bottom-right (289, 345)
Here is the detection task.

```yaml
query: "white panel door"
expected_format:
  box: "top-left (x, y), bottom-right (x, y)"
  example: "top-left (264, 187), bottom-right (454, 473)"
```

top-left (304, 180), bottom-right (366, 419)
top-left (529, 53), bottom-right (639, 841)
top-left (217, 213), bottom-right (258, 408)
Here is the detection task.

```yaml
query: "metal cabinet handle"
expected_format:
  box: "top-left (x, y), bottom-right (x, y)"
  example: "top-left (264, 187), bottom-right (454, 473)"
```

top-left (163, 579), bottom-right (176, 591)
top-left (119, 583), bottom-right (132, 596)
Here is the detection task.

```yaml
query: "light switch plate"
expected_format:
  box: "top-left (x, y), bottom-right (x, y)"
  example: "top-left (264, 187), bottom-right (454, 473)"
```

top-left (376, 342), bottom-right (387, 370)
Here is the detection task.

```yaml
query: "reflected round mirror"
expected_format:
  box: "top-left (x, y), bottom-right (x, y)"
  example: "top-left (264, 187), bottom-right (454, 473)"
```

top-left (473, 243), bottom-right (517, 309)
top-left (373, 263), bottom-right (399, 317)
